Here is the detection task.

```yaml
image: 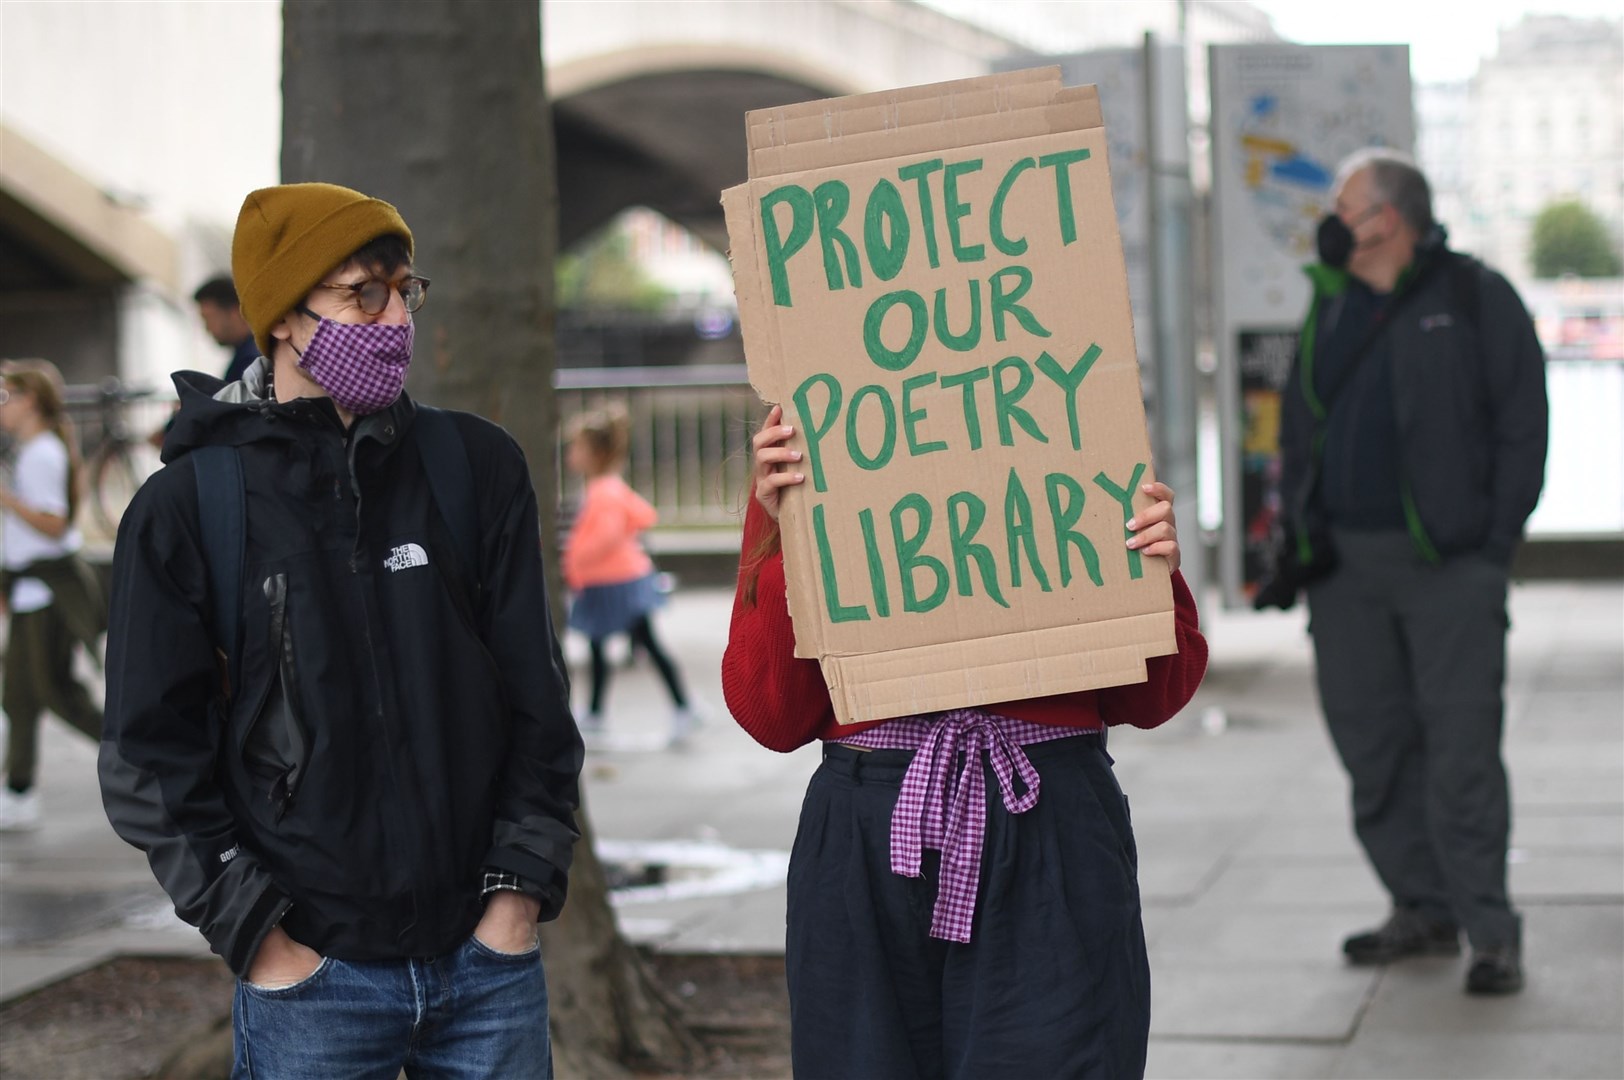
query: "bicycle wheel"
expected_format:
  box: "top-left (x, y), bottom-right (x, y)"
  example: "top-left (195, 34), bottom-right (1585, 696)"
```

top-left (88, 437), bottom-right (160, 538)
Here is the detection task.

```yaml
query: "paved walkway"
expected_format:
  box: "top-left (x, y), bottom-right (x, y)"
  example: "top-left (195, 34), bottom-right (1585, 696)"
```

top-left (2, 579), bottom-right (1620, 1079)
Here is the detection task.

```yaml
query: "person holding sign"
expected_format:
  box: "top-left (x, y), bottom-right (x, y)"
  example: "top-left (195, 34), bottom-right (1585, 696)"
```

top-left (722, 404), bottom-right (1207, 1078)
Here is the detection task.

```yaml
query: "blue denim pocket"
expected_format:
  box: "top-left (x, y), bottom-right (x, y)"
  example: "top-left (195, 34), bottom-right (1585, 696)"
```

top-left (240, 955), bottom-right (333, 997)
top-left (465, 933), bottom-right (541, 962)
top-left (233, 957), bottom-right (410, 1079)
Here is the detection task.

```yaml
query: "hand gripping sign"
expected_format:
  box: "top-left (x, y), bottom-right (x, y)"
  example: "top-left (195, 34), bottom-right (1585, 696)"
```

top-left (723, 67), bottom-right (1177, 726)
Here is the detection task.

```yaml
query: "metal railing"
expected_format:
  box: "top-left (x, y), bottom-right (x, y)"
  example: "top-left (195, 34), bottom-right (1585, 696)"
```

top-left (555, 365), bottom-right (761, 540)
top-left (49, 368), bottom-right (764, 548)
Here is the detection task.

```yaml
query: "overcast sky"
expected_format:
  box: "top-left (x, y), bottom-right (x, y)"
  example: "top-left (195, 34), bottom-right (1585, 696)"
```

top-left (1253, 0), bottom-right (1624, 82)
top-left (925, 0), bottom-right (1623, 83)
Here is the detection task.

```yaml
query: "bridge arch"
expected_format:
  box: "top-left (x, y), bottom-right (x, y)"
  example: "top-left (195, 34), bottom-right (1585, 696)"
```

top-left (552, 49), bottom-right (858, 251)
top-left (544, 0), bottom-right (1018, 249)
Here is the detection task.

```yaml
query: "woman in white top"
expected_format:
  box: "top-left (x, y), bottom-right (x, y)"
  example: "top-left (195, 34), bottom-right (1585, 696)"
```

top-left (0, 360), bottom-right (103, 831)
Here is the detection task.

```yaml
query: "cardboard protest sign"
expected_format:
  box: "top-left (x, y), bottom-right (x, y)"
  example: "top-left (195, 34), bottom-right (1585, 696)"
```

top-left (722, 67), bottom-right (1177, 725)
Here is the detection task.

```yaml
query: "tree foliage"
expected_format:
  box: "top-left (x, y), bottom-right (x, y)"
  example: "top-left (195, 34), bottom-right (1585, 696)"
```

top-left (557, 227), bottom-right (673, 312)
top-left (1530, 199), bottom-right (1622, 278)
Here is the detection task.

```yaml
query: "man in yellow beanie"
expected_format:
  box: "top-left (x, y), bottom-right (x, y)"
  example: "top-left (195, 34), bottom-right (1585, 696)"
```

top-left (100, 183), bottom-right (583, 1078)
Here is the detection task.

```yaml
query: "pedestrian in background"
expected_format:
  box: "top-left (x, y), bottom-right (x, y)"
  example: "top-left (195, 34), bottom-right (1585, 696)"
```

top-left (0, 359), bottom-right (105, 832)
top-left (150, 278), bottom-right (262, 451)
top-left (1276, 148), bottom-right (1547, 995)
top-left (723, 404), bottom-right (1208, 1077)
top-left (563, 405), bottom-right (699, 745)
top-left (193, 275), bottom-right (260, 384)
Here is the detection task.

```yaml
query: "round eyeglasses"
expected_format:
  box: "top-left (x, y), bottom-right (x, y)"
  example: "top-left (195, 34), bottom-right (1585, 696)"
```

top-left (315, 275), bottom-right (431, 315)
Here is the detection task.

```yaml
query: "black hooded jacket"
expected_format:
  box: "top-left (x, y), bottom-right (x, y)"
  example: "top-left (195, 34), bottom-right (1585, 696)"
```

top-left (99, 361), bottom-right (583, 977)
top-left (1279, 246), bottom-right (1548, 566)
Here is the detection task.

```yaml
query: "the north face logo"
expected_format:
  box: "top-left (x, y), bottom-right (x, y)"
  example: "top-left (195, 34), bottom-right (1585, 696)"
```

top-left (384, 543), bottom-right (429, 573)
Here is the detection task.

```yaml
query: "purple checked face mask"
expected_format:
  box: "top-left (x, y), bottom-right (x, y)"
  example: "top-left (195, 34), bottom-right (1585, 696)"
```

top-left (291, 311), bottom-right (413, 415)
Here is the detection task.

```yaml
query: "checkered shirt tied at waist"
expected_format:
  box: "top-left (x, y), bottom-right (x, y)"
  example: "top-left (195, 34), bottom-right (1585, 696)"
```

top-left (838, 709), bottom-right (1102, 943)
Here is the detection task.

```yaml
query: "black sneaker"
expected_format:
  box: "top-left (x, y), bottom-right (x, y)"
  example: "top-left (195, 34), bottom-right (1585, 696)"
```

top-left (1343, 909), bottom-right (1462, 965)
top-left (1465, 944), bottom-right (1524, 995)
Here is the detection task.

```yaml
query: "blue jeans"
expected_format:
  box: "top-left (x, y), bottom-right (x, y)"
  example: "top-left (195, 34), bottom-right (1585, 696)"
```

top-left (232, 934), bottom-right (552, 1079)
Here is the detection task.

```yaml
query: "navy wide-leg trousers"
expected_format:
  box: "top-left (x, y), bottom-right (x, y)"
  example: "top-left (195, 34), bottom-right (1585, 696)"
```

top-left (786, 735), bottom-right (1150, 1080)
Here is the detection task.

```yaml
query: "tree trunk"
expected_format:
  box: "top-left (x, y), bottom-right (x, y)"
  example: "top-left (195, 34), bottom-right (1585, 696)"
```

top-left (280, 2), bottom-right (696, 1073)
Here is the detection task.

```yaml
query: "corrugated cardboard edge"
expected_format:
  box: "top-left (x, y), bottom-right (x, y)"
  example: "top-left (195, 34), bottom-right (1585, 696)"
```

top-left (747, 81), bottom-right (1065, 175)
top-left (719, 183), bottom-right (829, 661)
top-left (748, 80), bottom-right (1104, 176)
top-left (747, 66), bottom-right (1061, 137)
top-left (824, 609), bottom-right (1178, 725)
top-left (720, 182), bottom-right (785, 403)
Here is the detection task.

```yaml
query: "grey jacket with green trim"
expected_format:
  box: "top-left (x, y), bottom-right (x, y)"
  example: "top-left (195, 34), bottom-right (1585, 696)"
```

top-left (1279, 246), bottom-right (1548, 566)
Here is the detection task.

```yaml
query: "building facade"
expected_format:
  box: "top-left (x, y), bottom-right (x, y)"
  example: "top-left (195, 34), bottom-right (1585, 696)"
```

top-left (1416, 80), bottom-right (1475, 253)
top-left (1467, 15), bottom-right (1624, 284)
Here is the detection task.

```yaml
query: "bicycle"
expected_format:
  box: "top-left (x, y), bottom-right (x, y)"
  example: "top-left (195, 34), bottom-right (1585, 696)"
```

top-left (63, 377), bottom-right (162, 541)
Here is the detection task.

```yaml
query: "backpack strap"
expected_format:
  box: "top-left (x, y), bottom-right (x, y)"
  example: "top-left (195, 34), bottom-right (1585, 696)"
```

top-left (191, 412), bottom-right (477, 697)
top-left (192, 445), bottom-right (245, 699)
top-left (413, 405), bottom-right (480, 597)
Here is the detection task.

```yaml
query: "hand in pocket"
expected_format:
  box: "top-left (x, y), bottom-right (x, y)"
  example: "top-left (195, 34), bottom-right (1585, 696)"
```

top-left (247, 926), bottom-right (324, 988)
top-left (473, 890), bottom-right (541, 954)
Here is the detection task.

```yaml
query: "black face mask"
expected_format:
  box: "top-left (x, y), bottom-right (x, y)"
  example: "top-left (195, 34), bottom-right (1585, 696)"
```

top-left (1316, 213), bottom-right (1354, 268)
top-left (1317, 204), bottom-right (1387, 268)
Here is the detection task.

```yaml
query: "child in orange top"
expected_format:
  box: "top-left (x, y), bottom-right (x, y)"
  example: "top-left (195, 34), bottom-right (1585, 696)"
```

top-left (563, 408), bottom-right (696, 743)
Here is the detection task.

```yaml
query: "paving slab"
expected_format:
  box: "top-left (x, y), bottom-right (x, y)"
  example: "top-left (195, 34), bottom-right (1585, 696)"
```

top-left (1330, 1029), bottom-right (1624, 1080)
top-left (1510, 811), bottom-right (1624, 851)
top-left (1510, 850), bottom-right (1624, 900)
top-left (1146, 1038), bottom-right (1343, 1080)
top-left (1234, 814), bottom-right (1366, 859)
top-left (1199, 857), bottom-right (1391, 909)
top-left (613, 887), bottom-right (789, 954)
top-left (1510, 702), bottom-right (1624, 741)
top-left (1148, 960), bottom-right (1380, 1040)
top-left (1355, 904), bottom-right (1624, 1035)
top-left (1136, 852), bottom-right (1232, 904)
top-left (1150, 904), bottom-right (1380, 965)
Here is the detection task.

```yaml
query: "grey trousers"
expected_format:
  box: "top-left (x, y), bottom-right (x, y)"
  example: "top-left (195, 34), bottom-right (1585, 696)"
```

top-left (1307, 529), bottom-right (1520, 949)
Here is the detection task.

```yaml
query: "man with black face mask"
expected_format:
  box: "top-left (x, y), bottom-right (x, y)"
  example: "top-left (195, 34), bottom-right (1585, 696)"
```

top-left (1275, 149), bottom-right (1547, 996)
top-left (100, 183), bottom-right (583, 1076)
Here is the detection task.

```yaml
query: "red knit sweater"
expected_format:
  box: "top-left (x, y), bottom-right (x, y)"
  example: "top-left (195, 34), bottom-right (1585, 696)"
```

top-left (722, 500), bottom-right (1210, 752)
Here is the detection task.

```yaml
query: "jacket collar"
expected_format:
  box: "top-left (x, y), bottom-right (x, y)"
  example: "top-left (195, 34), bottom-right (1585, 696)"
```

top-left (206, 355), bottom-right (415, 464)
top-left (351, 392), bottom-right (414, 456)
top-left (1302, 223), bottom-right (1453, 302)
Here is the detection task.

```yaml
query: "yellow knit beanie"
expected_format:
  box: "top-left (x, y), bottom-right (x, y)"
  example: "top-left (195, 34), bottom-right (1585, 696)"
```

top-left (231, 183), bottom-right (414, 358)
